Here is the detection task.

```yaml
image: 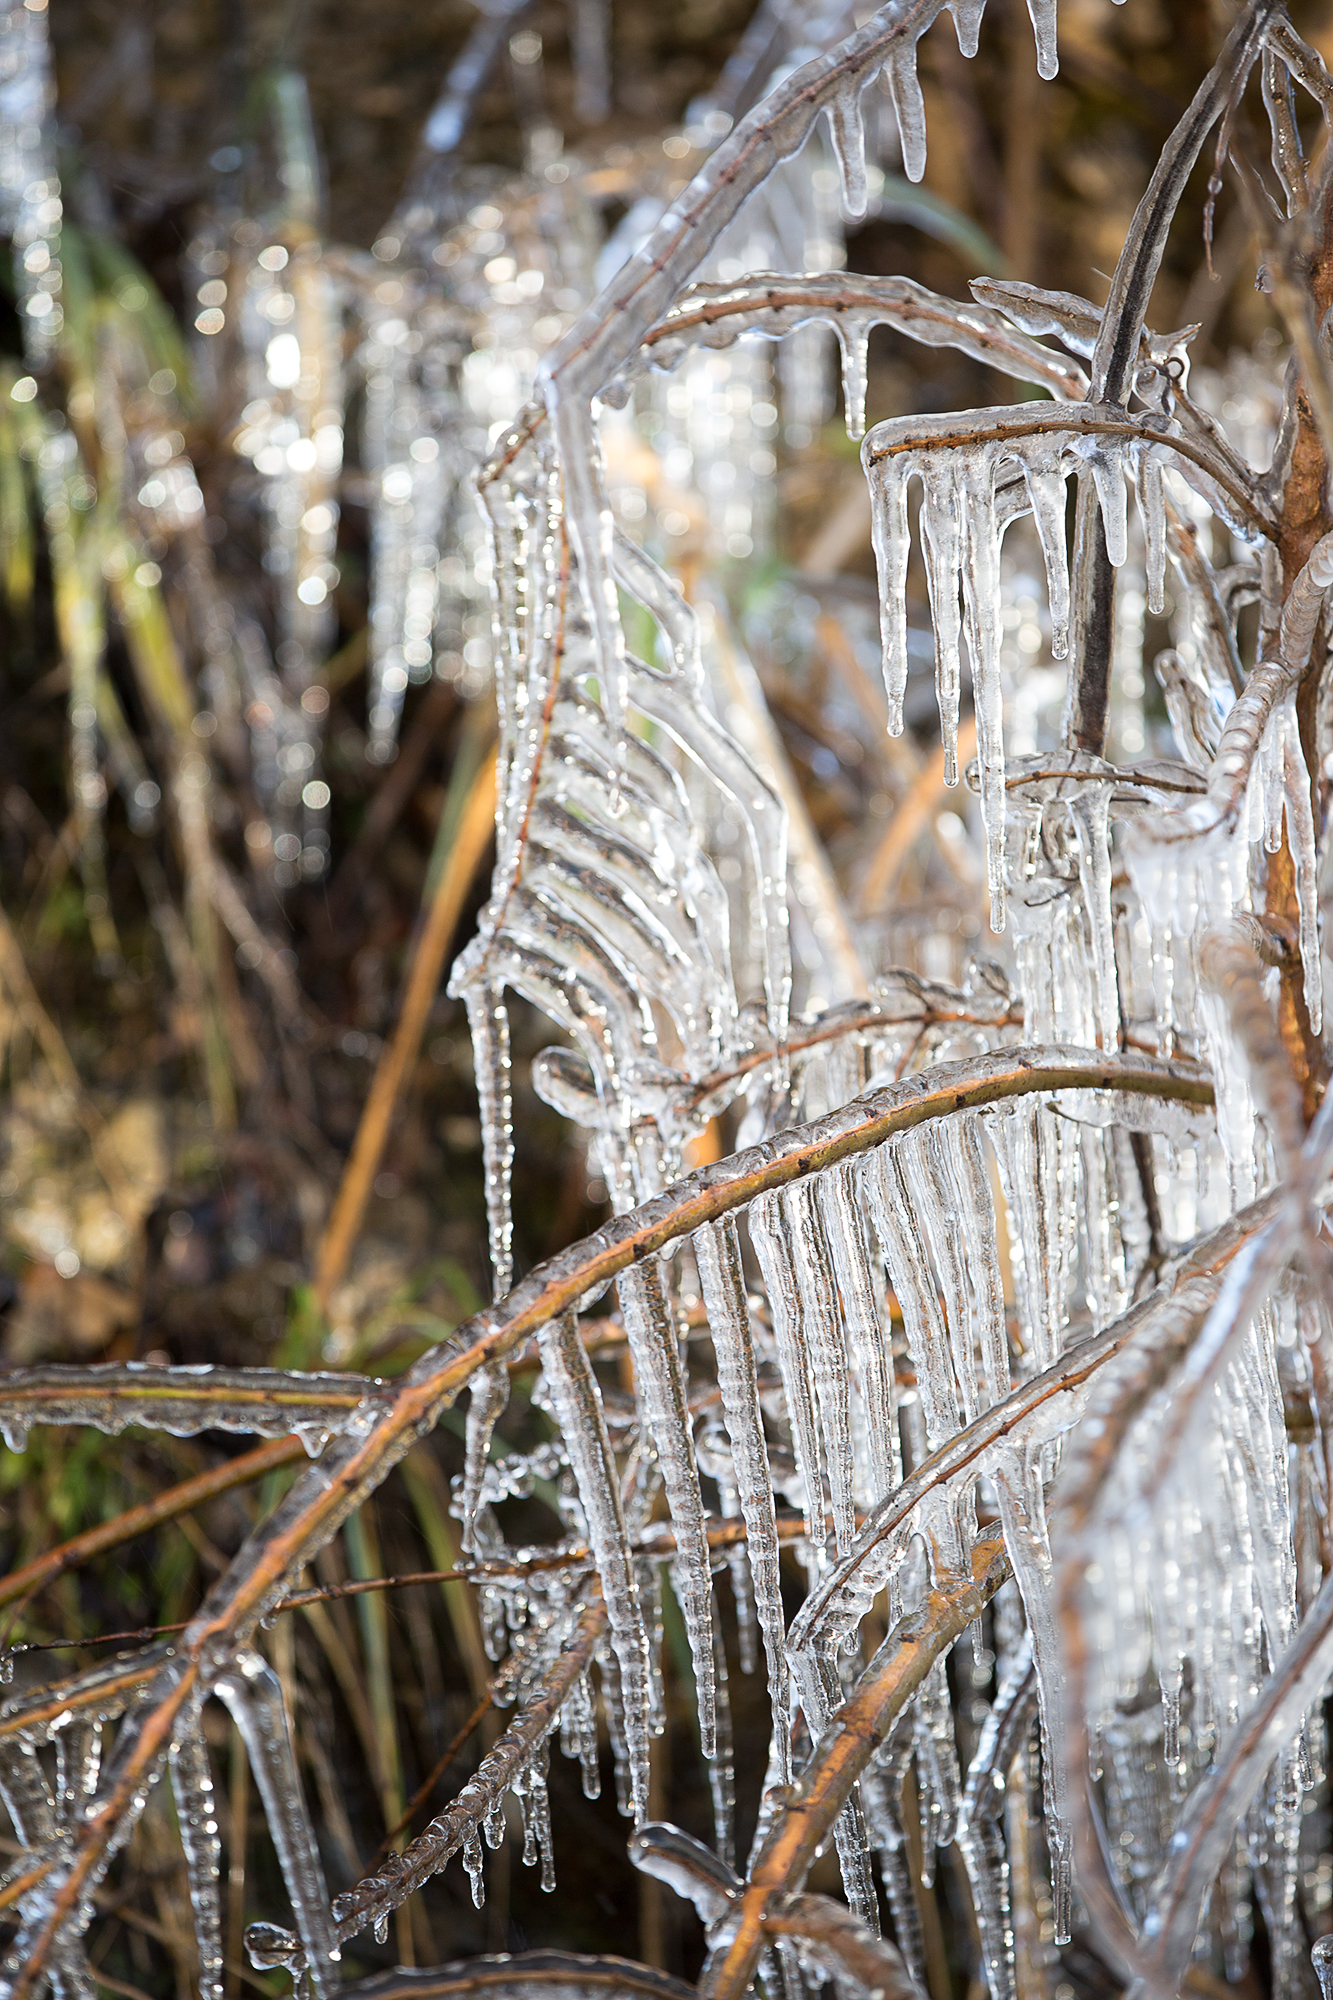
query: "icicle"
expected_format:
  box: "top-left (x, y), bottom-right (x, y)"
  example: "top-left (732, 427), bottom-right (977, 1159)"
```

top-left (748, 1190), bottom-right (826, 1544)
top-left (1023, 464), bottom-right (1072, 659)
top-left (170, 1726), bottom-right (225, 2000)
top-left (835, 323), bottom-right (870, 443)
top-left (616, 1259), bottom-right (717, 1757)
top-left (708, 1603), bottom-right (737, 1872)
top-left (913, 1654), bottom-right (962, 1865)
top-left (992, 1453), bottom-right (1071, 1945)
top-left (785, 1180), bottom-right (857, 1556)
top-left (864, 1144), bottom-right (958, 1448)
top-left (822, 1162), bottom-right (899, 1501)
top-left (884, 40), bottom-right (927, 184)
top-left (867, 457), bottom-right (911, 734)
top-left (1068, 782), bottom-right (1118, 1048)
top-left (899, 1127), bottom-right (978, 1425)
top-left (535, 1312), bottom-right (651, 1819)
top-left (1138, 449), bottom-right (1167, 614)
top-left (692, 1217), bottom-right (790, 1772)
top-left (463, 980), bottom-right (514, 1299)
top-left (1025, 0), bottom-right (1060, 82)
top-left (1282, 704), bottom-right (1323, 1035)
top-left (826, 85), bottom-right (868, 221)
top-left (460, 1365), bottom-right (508, 1557)
top-left (214, 1652), bottom-right (339, 1996)
top-left (957, 1639), bottom-right (1036, 2000)
top-left (920, 477), bottom-right (964, 785)
top-left (463, 1828), bottom-right (486, 1908)
top-left (959, 451), bottom-right (1007, 930)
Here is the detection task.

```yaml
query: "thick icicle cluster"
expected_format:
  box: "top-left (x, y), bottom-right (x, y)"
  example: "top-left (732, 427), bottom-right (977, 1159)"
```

top-left (6, 3), bottom-right (1333, 1998)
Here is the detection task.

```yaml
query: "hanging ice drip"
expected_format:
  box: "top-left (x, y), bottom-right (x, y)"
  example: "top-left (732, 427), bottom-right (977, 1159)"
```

top-left (0, 0), bottom-right (61, 363)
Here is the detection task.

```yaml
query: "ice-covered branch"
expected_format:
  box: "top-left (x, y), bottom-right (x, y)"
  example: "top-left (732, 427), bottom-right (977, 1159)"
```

top-left (700, 1532), bottom-right (1011, 2000)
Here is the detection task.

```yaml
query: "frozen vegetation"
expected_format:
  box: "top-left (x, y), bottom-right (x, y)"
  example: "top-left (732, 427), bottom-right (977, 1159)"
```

top-left (2, 0), bottom-right (1333, 1996)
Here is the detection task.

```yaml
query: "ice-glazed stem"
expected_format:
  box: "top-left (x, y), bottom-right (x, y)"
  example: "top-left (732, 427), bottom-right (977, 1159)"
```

top-left (1130, 1564), bottom-right (1333, 1999)
top-left (700, 1533), bottom-right (1011, 2000)
top-left (328, 1595), bottom-right (607, 1950)
top-left (0, 1363), bottom-right (372, 1448)
top-left (616, 1260), bottom-right (717, 1757)
top-left (169, 1724), bottom-right (225, 2000)
top-left (1090, 0), bottom-right (1283, 410)
top-left (537, 0), bottom-right (949, 741)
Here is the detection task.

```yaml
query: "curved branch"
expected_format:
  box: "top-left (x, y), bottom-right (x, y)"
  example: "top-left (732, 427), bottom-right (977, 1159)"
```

top-left (626, 272), bottom-right (1086, 402)
top-left (1090, 0), bottom-right (1283, 407)
top-left (862, 400), bottom-right (1277, 541)
top-left (700, 1533), bottom-right (1011, 2000)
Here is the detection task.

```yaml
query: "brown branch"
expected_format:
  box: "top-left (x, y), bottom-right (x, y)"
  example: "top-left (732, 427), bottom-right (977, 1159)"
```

top-left (765, 1893), bottom-right (923, 1998)
top-left (328, 1588), bottom-right (607, 1943)
top-left (864, 402), bottom-right (1277, 541)
top-left (700, 1533), bottom-right (1011, 2000)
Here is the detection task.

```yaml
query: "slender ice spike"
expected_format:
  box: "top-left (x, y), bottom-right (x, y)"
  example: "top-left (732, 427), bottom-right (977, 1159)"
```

top-left (748, 1190), bottom-right (826, 1544)
top-left (949, 0), bottom-right (986, 59)
top-left (958, 451), bottom-right (1007, 930)
top-left (1025, 0), bottom-right (1060, 80)
top-left (864, 1145), bottom-right (959, 1448)
top-left (957, 1638), bottom-right (1037, 2000)
top-left (920, 477), bottom-right (964, 785)
top-left (866, 457), bottom-right (910, 734)
top-left (786, 1181), bottom-right (857, 1555)
top-left (885, 41), bottom-right (927, 184)
top-left (836, 324), bottom-right (870, 442)
top-left (692, 1217), bottom-right (790, 1775)
top-left (822, 1162), bottom-right (899, 1501)
top-left (1282, 706), bottom-right (1323, 1035)
top-left (1068, 784), bottom-right (1118, 1048)
top-left (1139, 450), bottom-right (1168, 614)
top-left (1090, 448), bottom-right (1129, 567)
top-left (460, 1364), bottom-right (509, 1557)
top-left (214, 1653), bottom-right (339, 1997)
top-left (535, 1312), bottom-right (651, 1819)
top-left (616, 1260), bottom-right (717, 1757)
top-left (1023, 465), bottom-right (1071, 658)
top-left (170, 1726), bottom-right (225, 2000)
top-left (463, 981), bottom-right (514, 1300)
top-left (826, 84), bottom-right (868, 221)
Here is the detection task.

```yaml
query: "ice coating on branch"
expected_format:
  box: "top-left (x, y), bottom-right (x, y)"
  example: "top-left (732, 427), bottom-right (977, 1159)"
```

top-left (0, 1362), bottom-right (374, 1446)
